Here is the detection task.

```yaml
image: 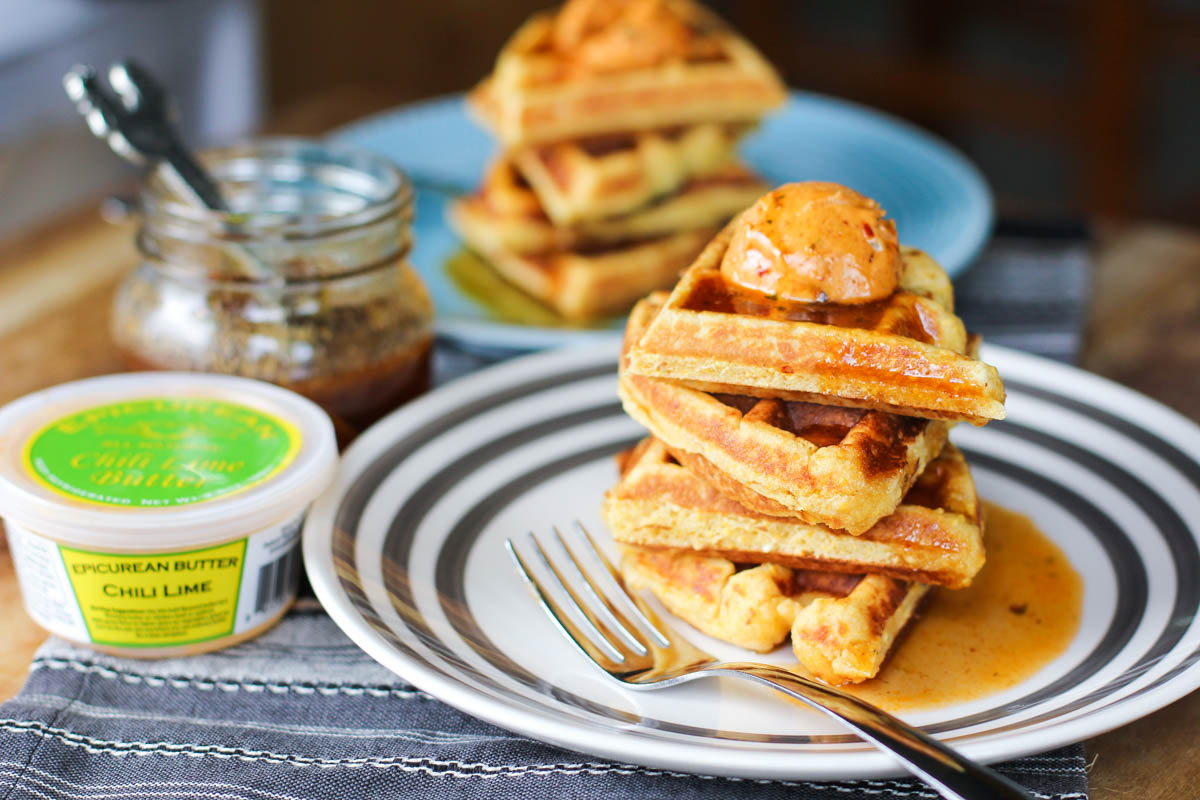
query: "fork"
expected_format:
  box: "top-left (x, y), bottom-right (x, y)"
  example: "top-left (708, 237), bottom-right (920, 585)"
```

top-left (506, 523), bottom-right (1033, 800)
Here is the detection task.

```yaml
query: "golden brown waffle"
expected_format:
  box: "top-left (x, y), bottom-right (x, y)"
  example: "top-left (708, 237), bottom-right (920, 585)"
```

top-left (619, 294), bottom-right (951, 533)
top-left (620, 545), bottom-right (928, 684)
top-left (512, 122), bottom-right (749, 225)
top-left (625, 223), bottom-right (1007, 424)
top-left (604, 438), bottom-right (984, 588)
top-left (451, 159), bottom-right (765, 255)
top-left (469, 0), bottom-right (786, 147)
top-left (450, 213), bottom-right (714, 321)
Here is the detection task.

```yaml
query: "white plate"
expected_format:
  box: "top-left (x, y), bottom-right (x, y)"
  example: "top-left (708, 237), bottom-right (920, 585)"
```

top-left (332, 93), bottom-right (993, 352)
top-left (303, 342), bottom-right (1200, 780)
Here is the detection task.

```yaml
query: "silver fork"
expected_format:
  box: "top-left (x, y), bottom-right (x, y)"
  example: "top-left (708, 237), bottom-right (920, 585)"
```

top-left (506, 523), bottom-right (1033, 800)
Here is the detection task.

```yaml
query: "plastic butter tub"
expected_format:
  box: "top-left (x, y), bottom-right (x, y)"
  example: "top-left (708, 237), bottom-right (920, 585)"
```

top-left (0, 373), bottom-right (338, 658)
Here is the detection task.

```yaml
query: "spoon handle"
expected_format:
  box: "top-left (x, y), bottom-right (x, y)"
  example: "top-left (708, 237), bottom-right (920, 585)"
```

top-left (159, 141), bottom-right (229, 212)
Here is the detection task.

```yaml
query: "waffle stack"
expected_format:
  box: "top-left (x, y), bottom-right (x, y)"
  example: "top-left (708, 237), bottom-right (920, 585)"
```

top-left (451, 0), bottom-right (786, 321)
top-left (603, 182), bottom-right (1005, 685)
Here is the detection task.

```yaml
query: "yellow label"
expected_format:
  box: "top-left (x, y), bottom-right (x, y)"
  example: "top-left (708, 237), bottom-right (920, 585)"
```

top-left (58, 540), bottom-right (248, 647)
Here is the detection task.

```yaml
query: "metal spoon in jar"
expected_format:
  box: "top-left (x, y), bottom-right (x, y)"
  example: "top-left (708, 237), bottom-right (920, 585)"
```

top-left (63, 60), bottom-right (278, 284)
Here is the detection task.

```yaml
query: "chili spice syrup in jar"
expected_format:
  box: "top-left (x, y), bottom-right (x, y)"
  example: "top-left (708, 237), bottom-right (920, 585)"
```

top-left (113, 139), bottom-right (434, 443)
top-left (0, 372), bottom-right (338, 658)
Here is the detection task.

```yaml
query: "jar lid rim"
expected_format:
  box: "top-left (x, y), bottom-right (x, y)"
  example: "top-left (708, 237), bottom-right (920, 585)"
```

top-left (141, 136), bottom-right (413, 239)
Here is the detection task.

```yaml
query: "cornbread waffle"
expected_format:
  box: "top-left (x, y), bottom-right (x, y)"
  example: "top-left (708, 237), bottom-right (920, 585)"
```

top-left (605, 438), bottom-right (984, 588)
top-left (619, 294), bottom-right (951, 533)
top-left (450, 218), bottom-right (714, 321)
top-left (625, 224), bottom-right (1007, 424)
top-left (512, 122), bottom-right (749, 225)
top-left (469, 0), bottom-right (786, 147)
top-left (621, 545), bottom-right (928, 684)
top-left (451, 160), bottom-right (766, 256)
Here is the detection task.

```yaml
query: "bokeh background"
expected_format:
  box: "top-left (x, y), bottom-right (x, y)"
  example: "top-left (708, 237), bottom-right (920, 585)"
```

top-left (2, 0), bottom-right (1198, 241)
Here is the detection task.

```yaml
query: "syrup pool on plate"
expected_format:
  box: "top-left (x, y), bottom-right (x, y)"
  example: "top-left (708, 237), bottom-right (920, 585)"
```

top-left (825, 501), bottom-right (1084, 711)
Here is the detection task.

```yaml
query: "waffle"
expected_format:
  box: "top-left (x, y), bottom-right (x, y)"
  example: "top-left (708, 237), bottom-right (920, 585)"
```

top-left (450, 213), bottom-right (715, 320)
top-left (605, 438), bottom-right (984, 588)
top-left (469, 0), bottom-right (786, 147)
top-left (625, 223), bottom-right (1007, 424)
top-left (621, 545), bottom-right (928, 684)
top-left (451, 159), bottom-right (766, 255)
top-left (512, 122), bottom-right (749, 225)
top-left (619, 294), bottom-right (951, 534)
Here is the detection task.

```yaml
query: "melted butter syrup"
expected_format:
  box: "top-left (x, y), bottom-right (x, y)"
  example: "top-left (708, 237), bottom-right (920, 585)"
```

top-left (443, 248), bottom-right (611, 329)
top-left (833, 501), bottom-right (1083, 711)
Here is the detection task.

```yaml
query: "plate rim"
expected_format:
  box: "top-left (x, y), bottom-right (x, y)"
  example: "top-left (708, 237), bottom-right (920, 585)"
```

top-left (303, 342), bottom-right (1200, 781)
top-left (330, 90), bottom-right (995, 353)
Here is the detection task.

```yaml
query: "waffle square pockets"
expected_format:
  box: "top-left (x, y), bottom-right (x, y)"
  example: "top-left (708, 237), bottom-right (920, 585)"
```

top-left (619, 294), bottom-right (952, 534)
top-left (511, 122), bottom-right (752, 225)
top-left (469, 0), bottom-right (786, 148)
top-left (620, 546), bottom-right (929, 684)
top-left (451, 162), bottom-right (766, 256)
top-left (450, 220), bottom-right (715, 321)
top-left (605, 438), bottom-right (985, 588)
top-left (625, 224), bottom-right (1006, 424)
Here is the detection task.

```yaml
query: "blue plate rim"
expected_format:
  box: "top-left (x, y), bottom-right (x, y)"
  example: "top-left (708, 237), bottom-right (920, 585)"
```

top-left (331, 90), bottom-right (994, 352)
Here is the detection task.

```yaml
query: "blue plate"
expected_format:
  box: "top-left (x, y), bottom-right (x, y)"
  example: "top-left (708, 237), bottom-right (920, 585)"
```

top-left (333, 92), bottom-right (993, 352)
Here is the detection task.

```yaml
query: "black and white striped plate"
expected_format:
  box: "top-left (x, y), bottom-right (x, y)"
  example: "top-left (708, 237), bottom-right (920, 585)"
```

top-left (303, 341), bottom-right (1200, 781)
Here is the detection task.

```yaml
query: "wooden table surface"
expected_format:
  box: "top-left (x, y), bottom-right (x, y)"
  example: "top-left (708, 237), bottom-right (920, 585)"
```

top-left (0, 208), bottom-right (1199, 798)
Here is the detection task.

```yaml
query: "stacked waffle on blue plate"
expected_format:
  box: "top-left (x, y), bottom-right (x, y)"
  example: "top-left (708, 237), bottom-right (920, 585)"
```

top-left (451, 0), bottom-right (784, 320)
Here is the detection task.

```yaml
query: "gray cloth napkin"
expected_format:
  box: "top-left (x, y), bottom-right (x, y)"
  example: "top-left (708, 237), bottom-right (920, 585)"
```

top-left (0, 228), bottom-right (1092, 799)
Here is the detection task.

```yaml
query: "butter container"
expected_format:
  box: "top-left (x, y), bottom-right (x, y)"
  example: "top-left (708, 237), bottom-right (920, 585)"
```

top-left (0, 372), bottom-right (337, 658)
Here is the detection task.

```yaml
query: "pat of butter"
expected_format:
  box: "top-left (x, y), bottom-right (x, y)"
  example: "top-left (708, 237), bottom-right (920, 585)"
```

top-left (0, 373), bottom-right (337, 658)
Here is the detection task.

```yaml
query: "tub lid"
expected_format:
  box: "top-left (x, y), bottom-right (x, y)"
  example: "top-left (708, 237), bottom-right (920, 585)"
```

top-left (0, 372), bottom-right (338, 549)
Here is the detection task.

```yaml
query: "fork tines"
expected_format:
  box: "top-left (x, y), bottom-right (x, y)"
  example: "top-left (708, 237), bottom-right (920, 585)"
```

top-left (506, 522), bottom-right (669, 672)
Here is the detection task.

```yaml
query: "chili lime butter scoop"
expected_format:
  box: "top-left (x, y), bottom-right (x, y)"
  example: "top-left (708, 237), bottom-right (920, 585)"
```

top-left (0, 373), bottom-right (337, 657)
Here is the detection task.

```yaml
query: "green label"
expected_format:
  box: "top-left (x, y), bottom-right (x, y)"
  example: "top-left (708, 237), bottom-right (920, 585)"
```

top-left (23, 397), bottom-right (300, 507)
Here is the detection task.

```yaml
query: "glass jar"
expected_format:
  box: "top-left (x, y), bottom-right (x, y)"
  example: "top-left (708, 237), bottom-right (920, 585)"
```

top-left (113, 138), bottom-right (433, 442)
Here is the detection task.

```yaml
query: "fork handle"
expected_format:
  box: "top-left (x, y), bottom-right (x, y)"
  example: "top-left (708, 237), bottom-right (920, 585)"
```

top-left (712, 663), bottom-right (1033, 800)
